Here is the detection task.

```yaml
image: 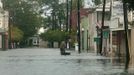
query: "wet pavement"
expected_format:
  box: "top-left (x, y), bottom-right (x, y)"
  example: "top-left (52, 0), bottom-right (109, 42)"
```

top-left (0, 48), bottom-right (133, 75)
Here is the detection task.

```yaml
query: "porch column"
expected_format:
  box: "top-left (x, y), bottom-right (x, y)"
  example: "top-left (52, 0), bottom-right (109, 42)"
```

top-left (130, 29), bottom-right (134, 68)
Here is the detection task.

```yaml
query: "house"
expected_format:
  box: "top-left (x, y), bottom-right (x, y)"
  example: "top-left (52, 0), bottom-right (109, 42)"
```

top-left (80, 9), bottom-right (90, 52)
top-left (94, 0), bottom-right (134, 68)
top-left (129, 11), bottom-right (134, 69)
top-left (71, 8), bottom-right (96, 52)
top-left (71, 8), bottom-right (98, 52)
top-left (95, 0), bottom-right (111, 55)
top-left (95, 0), bottom-right (129, 57)
top-left (80, 8), bottom-right (97, 52)
top-left (0, 0), bottom-right (9, 50)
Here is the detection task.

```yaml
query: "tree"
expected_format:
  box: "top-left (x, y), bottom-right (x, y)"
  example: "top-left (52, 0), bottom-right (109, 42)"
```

top-left (124, 0), bottom-right (134, 10)
top-left (72, 0), bottom-right (83, 10)
top-left (2, 0), bottom-right (43, 40)
top-left (38, 0), bottom-right (67, 30)
top-left (11, 26), bottom-right (24, 42)
top-left (93, 0), bottom-right (102, 5)
top-left (40, 30), bottom-right (69, 43)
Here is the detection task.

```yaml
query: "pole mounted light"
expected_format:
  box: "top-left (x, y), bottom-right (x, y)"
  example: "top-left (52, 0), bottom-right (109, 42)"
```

top-left (9, 16), bottom-right (12, 49)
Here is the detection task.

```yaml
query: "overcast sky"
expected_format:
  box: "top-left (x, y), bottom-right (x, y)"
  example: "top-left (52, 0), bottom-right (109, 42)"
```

top-left (84, 0), bottom-right (94, 8)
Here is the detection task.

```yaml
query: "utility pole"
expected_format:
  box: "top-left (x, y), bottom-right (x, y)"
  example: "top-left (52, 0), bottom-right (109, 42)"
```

top-left (58, 11), bottom-right (62, 30)
top-left (77, 0), bottom-right (81, 53)
top-left (8, 13), bottom-right (12, 49)
top-left (122, 0), bottom-right (130, 70)
top-left (100, 0), bottom-right (106, 55)
top-left (67, 0), bottom-right (73, 49)
top-left (66, 0), bottom-right (69, 32)
top-left (51, 11), bottom-right (54, 30)
top-left (69, 0), bottom-right (72, 33)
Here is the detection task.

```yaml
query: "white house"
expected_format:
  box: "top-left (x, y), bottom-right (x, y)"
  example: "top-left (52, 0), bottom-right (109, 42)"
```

top-left (0, 0), bottom-right (9, 50)
top-left (95, 0), bottom-right (129, 56)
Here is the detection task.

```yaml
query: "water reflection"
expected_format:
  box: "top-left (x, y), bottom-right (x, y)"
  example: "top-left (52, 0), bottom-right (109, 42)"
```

top-left (63, 58), bottom-right (133, 75)
top-left (1, 55), bottom-right (134, 75)
top-left (77, 59), bottom-right (82, 64)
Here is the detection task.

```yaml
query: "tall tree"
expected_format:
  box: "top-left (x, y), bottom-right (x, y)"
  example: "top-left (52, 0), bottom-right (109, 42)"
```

top-left (2, 0), bottom-right (42, 39)
top-left (38, 0), bottom-right (66, 30)
top-left (72, 0), bottom-right (83, 10)
top-left (2, 0), bottom-right (43, 47)
top-left (11, 26), bottom-right (23, 42)
top-left (93, 0), bottom-right (102, 5)
top-left (124, 0), bottom-right (134, 10)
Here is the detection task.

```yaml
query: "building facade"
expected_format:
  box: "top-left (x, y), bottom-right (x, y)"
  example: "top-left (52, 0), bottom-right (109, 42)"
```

top-left (95, 0), bottom-right (128, 56)
top-left (0, 0), bottom-right (9, 50)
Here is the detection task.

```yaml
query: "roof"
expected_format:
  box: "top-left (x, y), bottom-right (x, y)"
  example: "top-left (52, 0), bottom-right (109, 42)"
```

top-left (110, 27), bottom-right (131, 31)
top-left (71, 8), bottom-right (95, 29)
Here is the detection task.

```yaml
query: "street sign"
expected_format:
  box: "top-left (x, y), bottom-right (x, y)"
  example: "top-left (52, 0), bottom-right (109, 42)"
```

top-left (94, 37), bottom-right (100, 44)
top-left (103, 31), bottom-right (109, 38)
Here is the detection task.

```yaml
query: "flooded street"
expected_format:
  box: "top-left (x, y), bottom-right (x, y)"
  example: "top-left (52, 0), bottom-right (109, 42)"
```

top-left (0, 48), bottom-right (133, 75)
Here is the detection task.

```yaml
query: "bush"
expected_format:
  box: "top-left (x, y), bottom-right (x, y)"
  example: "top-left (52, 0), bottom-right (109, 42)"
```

top-left (11, 26), bottom-right (24, 42)
top-left (40, 30), bottom-right (69, 42)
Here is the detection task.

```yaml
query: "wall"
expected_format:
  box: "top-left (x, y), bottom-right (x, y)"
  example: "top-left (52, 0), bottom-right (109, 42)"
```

top-left (0, 11), bottom-right (9, 30)
top-left (0, 10), bottom-right (9, 49)
top-left (130, 28), bottom-right (134, 68)
top-left (0, 35), bottom-right (1, 48)
top-left (81, 16), bottom-right (89, 51)
top-left (89, 12), bottom-right (97, 51)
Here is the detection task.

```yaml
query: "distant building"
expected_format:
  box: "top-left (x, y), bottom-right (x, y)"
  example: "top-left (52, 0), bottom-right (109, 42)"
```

top-left (27, 35), bottom-right (40, 47)
top-left (95, 0), bottom-right (132, 57)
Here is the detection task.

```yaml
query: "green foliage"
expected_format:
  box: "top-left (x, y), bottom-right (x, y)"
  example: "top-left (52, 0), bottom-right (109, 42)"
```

top-left (72, 0), bottom-right (77, 10)
top-left (2, 0), bottom-right (42, 40)
top-left (72, 0), bottom-right (83, 10)
top-left (93, 0), bottom-right (101, 5)
top-left (69, 29), bottom-right (77, 46)
top-left (124, 0), bottom-right (134, 10)
top-left (40, 30), bottom-right (69, 42)
top-left (35, 0), bottom-right (66, 29)
top-left (11, 26), bottom-right (24, 42)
